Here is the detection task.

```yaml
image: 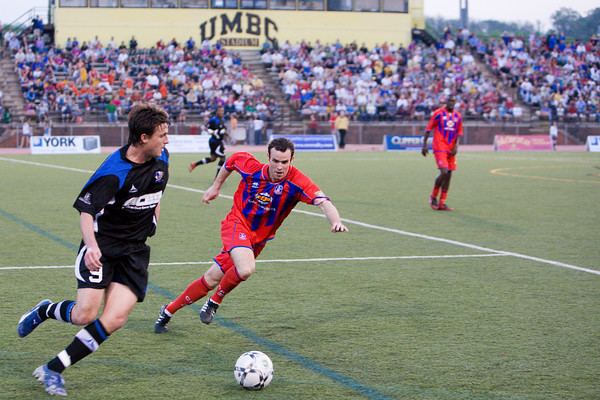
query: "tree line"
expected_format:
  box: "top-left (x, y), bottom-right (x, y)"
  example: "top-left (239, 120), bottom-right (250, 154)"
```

top-left (426, 7), bottom-right (600, 41)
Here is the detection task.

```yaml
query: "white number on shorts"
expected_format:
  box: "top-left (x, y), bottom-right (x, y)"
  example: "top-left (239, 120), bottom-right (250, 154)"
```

top-left (89, 268), bottom-right (103, 283)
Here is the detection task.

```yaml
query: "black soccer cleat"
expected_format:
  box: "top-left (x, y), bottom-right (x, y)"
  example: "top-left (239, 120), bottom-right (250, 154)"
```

top-left (154, 305), bottom-right (172, 334)
top-left (199, 300), bottom-right (219, 325)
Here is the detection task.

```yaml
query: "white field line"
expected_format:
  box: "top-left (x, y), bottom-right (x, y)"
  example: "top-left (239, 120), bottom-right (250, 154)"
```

top-left (2, 157), bottom-right (598, 276)
top-left (459, 154), bottom-right (594, 164)
top-left (0, 253), bottom-right (511, 271)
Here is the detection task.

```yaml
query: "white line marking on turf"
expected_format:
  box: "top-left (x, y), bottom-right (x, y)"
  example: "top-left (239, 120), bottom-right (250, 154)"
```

top-left (460, 154), bottom-right (594, 164)
top-left (0, 157), bottom-right (94, 174)
top-left (2, 157), bottom-right (598, 276)
top-left (0, 253), bottom-right (510, 271)
top-left (293, 211), bottom-right (600, 277)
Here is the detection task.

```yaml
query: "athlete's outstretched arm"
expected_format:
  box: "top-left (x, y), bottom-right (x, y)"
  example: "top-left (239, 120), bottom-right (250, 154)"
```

top-left (317, 199), bottom-right (348, 233)
top-left (202, 166), bottom-right (233, 204)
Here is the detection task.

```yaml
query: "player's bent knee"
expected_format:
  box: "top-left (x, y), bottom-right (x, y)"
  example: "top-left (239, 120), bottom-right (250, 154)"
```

top-left (100, 314), bottom-right (129, 333)
top-left (236, 264), bottom-right (255, 280)
top-left (71, 306), bottom-right (97, 326)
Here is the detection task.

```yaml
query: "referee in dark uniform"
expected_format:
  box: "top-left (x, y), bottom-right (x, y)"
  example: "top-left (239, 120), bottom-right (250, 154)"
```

top-left (188, 106), bottom-right (228, 177)
top-left (17, 103), bottom-right (170, 397)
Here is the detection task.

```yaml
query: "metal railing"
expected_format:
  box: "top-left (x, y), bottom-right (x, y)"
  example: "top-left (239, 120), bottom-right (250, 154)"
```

top-left (3, 7), bottom-right (50, 35)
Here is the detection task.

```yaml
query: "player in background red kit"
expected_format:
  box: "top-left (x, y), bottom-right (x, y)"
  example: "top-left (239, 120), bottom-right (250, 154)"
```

top-left (154, 137), bottom-right (348, 332)
top-left (421, 96), bottom-right (463, 211)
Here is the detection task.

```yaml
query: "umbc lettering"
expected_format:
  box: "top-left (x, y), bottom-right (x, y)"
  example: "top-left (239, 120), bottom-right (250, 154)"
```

top-left (44, 137), bottom-right (76, 147)
top-left (200, 12), bottom-right (278, 42)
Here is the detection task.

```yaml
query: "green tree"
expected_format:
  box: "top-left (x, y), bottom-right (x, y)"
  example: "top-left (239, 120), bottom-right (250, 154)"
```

top-left (551, 8), bottom-right (582, 35)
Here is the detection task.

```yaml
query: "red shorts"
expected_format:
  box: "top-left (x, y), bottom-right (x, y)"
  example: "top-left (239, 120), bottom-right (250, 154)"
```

top-left (214, 217), bottom-right (267, 273)
top-left (434, 151), bottom-right (457, 171)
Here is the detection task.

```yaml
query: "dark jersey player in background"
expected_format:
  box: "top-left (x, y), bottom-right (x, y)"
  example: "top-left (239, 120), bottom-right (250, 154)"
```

top-left (189, 106), bottom-right (227, 177)
top-left (421, 96), bottom-right (463, 211)
top-left (17, 103), bottom-right (170, 397)
top-left (155, 137), bottom-right (348, 333)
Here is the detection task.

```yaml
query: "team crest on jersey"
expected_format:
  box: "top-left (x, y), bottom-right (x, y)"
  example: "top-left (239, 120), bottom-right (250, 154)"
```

top-left (445, 120), bottom-right (455, 129)
top-left (255, 192), bottom-right (272, 207)
top-left (154, 171), bottom-right (165, 183)
top-left (239, 232), bottom-right (247, 240)
top-left (274, 185), bottom-right (284, 195)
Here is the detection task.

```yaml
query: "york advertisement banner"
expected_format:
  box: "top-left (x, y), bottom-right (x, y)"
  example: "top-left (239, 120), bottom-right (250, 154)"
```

top-left (270, 134), bottom-right (337, 151)
top-left (31, 136), bottom-right (101, 154)
top-left (586, 136), bottom-right (600, 152)
top-left (493, 135), bottom-right (552, 151)
top-left (384, 135), bottom-right (432, 151)
top-left (166, 135), bottom-right (210, 153)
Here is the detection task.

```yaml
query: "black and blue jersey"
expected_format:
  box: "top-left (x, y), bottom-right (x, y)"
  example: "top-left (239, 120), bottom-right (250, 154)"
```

top-left (73, 145), bottom-right (169, 242)
top-left (207, 115), bottom-right (227, 141)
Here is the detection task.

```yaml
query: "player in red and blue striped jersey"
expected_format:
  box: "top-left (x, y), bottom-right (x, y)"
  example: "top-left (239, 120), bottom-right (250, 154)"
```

top-left (421, 96), bottom-right (463, 211)
top-left (154, 137), bottom-right (348, 332)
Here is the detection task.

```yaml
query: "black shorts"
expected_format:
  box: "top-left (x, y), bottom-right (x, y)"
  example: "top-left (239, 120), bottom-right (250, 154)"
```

top-left (75, 238), bottom-right (150, 302)
top-left (209, 137), bottom-right (225, 157)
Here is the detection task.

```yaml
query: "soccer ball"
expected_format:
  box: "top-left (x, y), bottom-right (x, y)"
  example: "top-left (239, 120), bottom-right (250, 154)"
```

top-left (234, 351), bottom-right (274, 390)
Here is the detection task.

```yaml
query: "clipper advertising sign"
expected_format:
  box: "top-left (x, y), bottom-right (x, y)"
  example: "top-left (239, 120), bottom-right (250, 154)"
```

top-left (384, 135), bottom-right (432, 151)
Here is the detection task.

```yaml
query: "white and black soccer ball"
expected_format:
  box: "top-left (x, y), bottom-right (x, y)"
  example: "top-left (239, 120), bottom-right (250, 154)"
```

top-left (234, 350), bottom-right (274, 390)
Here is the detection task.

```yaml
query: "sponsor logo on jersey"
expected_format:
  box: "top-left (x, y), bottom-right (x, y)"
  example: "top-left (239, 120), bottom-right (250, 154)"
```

top-left (255, 192), bottom-right (272, 207)
top-left (78, 192), bottom-right (92, 205)
top-left (123, 191), bottom-right (163, 210)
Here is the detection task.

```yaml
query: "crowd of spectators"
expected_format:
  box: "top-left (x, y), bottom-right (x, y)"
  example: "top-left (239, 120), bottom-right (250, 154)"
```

top-left (480, 31), bottom-right (599, 122)
top-left (6, 27), bottom-right (278, 125)
top-left (263, 30), bottom-right (520, 122)
top-left (4, 19), bottom-right (599, 126)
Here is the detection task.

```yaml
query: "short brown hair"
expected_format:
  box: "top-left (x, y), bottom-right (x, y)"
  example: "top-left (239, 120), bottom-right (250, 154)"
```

top-left (127, 103), bottom-right (169, 145)
top-left (268, 137), bottom-right (295, 158)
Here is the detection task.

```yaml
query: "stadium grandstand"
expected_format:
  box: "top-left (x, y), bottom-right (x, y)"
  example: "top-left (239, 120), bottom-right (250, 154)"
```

top-left (0, 0), bottom-right (598, 148)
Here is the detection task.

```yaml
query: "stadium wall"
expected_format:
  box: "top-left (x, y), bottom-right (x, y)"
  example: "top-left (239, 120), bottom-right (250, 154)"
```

top-left (54, 3), bottom-right (424, 49)
top-left (6, 123), bottom-right (594, 148)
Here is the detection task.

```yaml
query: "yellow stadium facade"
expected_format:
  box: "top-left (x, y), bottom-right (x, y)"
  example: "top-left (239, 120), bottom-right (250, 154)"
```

top-left (54, 0), bottom-right (424, 49)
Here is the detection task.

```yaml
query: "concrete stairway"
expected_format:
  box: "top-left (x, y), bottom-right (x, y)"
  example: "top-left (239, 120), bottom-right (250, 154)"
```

top-left (471, 51), bottom-right (532, 121)
top-left (0, 55), bottom-right (25, 144)
top-left (0, 57), bottom-right (25, 118)
top-left (237, 49), bottom-right (298, 126)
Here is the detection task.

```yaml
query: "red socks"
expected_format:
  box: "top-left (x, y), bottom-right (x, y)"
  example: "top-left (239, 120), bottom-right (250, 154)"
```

top-left (439, 190), bottom-right (448, 205)
top-left (166, 268), bottom-right (248, 314)
top-left (166, 276), bottom-right (211, 314)
top-left (431, 186), bottom-right (440, 199)
top-left (210, 268), bottom-right (245, 304)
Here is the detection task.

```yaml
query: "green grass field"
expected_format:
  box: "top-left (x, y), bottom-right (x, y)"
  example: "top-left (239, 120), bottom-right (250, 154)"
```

top-left (1, 150), bottom-right (599, 400)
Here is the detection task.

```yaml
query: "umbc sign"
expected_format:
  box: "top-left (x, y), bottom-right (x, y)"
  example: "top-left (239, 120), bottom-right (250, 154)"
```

top-left (199, 12), bottom-right (279, 45)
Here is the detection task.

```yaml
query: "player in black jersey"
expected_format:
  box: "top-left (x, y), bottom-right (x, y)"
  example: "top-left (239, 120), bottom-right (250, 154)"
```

top-left (188, 106), bottom-right (228, 177)
top-left (17, 103), bottom-right (170, 397)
